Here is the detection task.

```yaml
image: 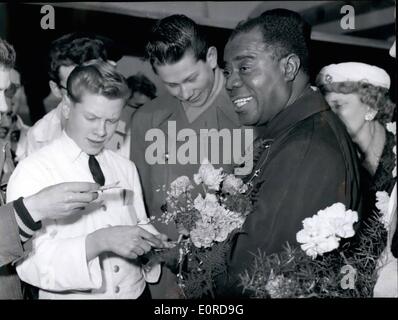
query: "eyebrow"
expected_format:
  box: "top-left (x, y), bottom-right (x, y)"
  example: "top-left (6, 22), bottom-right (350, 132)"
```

top-left (224, 54), bottom-right (255, 66)
top-left (85, 112), bottom-right (119, 121)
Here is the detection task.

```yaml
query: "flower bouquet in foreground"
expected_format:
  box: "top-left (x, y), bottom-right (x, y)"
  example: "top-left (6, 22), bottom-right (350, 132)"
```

top-left (151, 159), bottom-right (253, 298)
top-left (240, 203), bottom-right (387, 298)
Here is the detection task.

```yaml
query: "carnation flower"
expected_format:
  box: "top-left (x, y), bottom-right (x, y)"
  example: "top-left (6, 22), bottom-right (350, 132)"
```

top-left (213, 209), bottom-right (245, 242)
top-left (193, 158), bottom-right (224, 191)
top-left (222, 174), bottom-right (248, 195)
top-left (190, 221), bottom-right (216, 248)
top-left (296, 203), bottom-right (358, 259)
top-left (386, 122), bottom-right (396, 136)
top-left (193, 193), bottom-right (221, 219)
top-left (214, 226), bottom-right (230, 242)
top-left (376, 191), bottom-right (390, 229)
top-left (169, 176), bottom-right (193, 198)
top-left (296, 216), bottom-right (340, 259)
top-left (317, 203), bottom-right (358, 238)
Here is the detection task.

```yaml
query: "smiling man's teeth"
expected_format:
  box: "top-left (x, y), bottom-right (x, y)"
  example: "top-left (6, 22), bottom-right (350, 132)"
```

top-left (233, 97), bottom-right (253, 108)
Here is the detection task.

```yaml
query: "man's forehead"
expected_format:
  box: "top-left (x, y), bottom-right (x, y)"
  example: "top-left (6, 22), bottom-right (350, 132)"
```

top-left (224, 29), bottom-right (267, 60)
top-left (155, 52), bottom-right (201, 82)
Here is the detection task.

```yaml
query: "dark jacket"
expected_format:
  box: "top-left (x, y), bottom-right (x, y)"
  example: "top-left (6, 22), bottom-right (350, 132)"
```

top-left (0, 203), bottom-right (24, 299)
top-left (217, 87), bottom-right (362, 297)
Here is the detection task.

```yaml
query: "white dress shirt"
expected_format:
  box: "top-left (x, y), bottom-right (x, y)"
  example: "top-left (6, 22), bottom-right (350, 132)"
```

top-left (7, 131), bottom-right (160, 299)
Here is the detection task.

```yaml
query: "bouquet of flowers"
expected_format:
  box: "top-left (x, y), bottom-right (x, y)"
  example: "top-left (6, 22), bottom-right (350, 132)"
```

top-left (240, 202), bottom-right (387, 298)
top-left (153, 159), bottom-right (253, 298)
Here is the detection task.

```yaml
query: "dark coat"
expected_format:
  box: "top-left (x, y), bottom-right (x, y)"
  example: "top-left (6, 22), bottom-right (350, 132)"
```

top-left (0, 203), bottom-right (24, 299)
top-left (217, 87), bottom-right (363, 297)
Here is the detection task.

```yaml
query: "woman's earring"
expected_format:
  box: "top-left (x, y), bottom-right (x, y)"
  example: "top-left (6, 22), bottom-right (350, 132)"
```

top-left (365, 108), bottom-right (377, 121)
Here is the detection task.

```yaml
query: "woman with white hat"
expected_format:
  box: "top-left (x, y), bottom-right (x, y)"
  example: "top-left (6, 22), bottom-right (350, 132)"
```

top-left (316, 62), bottom-right (396, 195)
top-left (316, 62), bottom-right (397, 297)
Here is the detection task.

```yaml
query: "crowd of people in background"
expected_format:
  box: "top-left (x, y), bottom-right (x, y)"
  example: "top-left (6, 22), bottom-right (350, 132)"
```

top-left (0, 7), bottom-right (396, 299)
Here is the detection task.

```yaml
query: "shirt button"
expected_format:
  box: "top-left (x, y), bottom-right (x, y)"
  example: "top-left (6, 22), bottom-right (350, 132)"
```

top-left (114, 286), bottom-right (120, 293)
top-left (113, 265), bottom-right (120, 273)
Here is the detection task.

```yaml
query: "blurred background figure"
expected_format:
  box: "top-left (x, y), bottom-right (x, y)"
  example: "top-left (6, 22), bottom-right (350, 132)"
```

top-left (316, 62), bottom-right (396, 231)
top-left (1, 68), bottom-right (30, 164)
top-left (126, 73), bottom-right (157, 110)
top-left (106, 73), bottom-right (157, 159)
top-left (4, 69), bottom-right (31, 125)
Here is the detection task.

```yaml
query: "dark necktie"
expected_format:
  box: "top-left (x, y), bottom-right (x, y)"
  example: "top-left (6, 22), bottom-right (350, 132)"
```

top-left (88, 155), bottom-right (105, 186)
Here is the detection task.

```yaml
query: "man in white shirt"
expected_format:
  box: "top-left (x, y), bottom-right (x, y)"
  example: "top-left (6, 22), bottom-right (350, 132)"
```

top-left (7, 60), bottom-right (169, 299)
top-left (25, 33), bottom-right (128, 159)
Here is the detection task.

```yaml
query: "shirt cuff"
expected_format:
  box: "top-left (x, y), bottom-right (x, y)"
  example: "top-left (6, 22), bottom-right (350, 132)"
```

top-left (13, 197), bottom-right (42, 242)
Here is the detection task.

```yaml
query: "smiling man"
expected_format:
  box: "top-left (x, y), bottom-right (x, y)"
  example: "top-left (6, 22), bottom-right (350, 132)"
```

top-left (130, 14), bottom-right (245, 298)
top-left (7, 61), bottom-right (169, 299)
top-left (218, 9), bottom-right (363, 297)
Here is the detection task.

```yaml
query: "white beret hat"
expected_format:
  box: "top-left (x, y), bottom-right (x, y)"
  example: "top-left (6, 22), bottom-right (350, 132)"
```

top-left (317, 62), bottom-right (390, 89)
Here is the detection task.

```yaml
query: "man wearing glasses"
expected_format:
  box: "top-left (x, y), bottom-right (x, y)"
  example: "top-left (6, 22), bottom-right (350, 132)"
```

top-left (0, 69), bottom-right (30, 164)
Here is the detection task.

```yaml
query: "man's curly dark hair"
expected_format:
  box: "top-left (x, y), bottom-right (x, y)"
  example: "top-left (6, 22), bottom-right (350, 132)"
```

top-left (48, 33), bottom-right (108, 84)
top-left (126, 73), bottom-right (157, 100)
top-left (229, 8), bottom-right (311, 74)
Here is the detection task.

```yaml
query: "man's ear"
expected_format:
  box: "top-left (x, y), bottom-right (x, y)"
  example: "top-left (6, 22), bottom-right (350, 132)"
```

top-left (49, 80), bottom-right (63, 99)
top-left (61, 95), bottom-right (72, 120)
top-left (281, 54), bottom-right (301, 82)
top-left (206, 46), bottom-right (218, 69)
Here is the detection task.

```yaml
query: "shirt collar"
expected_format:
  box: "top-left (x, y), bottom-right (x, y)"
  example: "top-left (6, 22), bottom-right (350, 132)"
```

top-left (60, 130), bottom-right (103, 163)
top-left (259, 86), bottom-right (330, 139)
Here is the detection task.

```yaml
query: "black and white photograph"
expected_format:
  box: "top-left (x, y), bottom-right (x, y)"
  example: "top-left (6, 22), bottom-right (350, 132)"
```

top-left (0, 0), bottom-right (396, 315)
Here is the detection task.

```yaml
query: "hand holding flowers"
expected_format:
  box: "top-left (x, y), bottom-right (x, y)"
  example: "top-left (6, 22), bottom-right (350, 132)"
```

top-left (151, 159), bottom-right (252, 298)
